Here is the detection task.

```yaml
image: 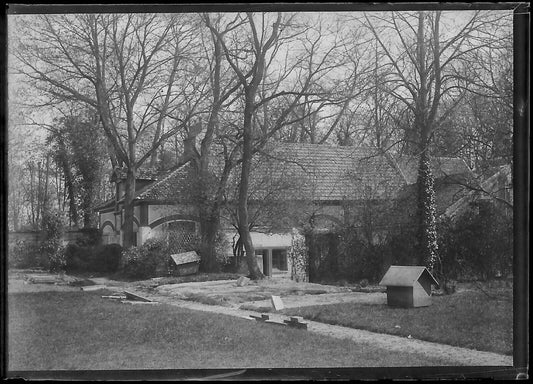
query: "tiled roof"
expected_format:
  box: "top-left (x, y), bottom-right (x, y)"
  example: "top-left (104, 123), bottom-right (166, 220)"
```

top-left (396, 156), bottom-right (473, 184)
top-left (99, 143), bottom-right (475, 207)
top-left (111, 167), bottom-right (160, 182)
top-left (93, 198), bottom-right (115, 211)
top-left (247, 143), bottom-right (406, 201)
top-left (135, 166), bottom-right (193, 202)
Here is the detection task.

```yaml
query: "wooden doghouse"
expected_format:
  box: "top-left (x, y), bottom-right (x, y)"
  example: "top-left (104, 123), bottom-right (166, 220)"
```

top-left (379, 266), bottom-right (439, 308)
top-left (169, 251), bottom-right (200, 276)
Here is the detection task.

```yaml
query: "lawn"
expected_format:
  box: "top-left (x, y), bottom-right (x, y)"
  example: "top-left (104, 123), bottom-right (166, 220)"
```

top-left (7, 291), bottom-right (459, 371)
top-left (283, 288), bottom-right (513, 355)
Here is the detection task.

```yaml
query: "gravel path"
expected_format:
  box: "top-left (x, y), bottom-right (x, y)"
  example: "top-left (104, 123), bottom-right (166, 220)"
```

top-left (135, 289), bottom-right (513, 367)
top-left (240, 291), bottom-right (387, 310)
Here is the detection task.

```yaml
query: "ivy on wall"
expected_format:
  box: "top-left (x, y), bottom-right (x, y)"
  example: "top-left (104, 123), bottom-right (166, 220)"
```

top-left (288, 228), bottom-right (309, 282)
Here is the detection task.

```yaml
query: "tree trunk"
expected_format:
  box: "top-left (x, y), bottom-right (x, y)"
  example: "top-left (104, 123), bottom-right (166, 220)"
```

top-left (57, 135), bottom-right (79, 227)
top-left (237, 97), bottom-right (263, 280)
top-left (199, 207), bottom-right (221, 272)
top-left (122, 166), bottom-right (136, 248)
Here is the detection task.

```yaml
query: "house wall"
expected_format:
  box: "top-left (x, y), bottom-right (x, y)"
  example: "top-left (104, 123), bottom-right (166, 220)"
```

top-left (100, 211), bottom-right (117, 231)
top-left (148, 204), bottom-right (198, 226)
top-left (98, 202), bottom-right (200, 246)
top-left (100, 210), bottom-right (121, 245)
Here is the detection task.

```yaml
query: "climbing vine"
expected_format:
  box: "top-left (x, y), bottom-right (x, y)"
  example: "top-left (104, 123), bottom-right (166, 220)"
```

top-left (288, 228), bottom-right (309, 282)
top-left (417, 153), bottom-right (439, 272)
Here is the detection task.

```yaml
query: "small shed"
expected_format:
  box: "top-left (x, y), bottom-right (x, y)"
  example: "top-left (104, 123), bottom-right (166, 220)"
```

top-left (379, 266), bottom-right (439, 308)
top-left (169, 251), bottom-right (200, 276)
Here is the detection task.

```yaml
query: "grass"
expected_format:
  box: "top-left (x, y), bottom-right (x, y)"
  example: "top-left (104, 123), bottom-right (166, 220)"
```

top-left (283, 288), bottom-right (513, 355)
top-left (7, 291), bottom-right (460, 370)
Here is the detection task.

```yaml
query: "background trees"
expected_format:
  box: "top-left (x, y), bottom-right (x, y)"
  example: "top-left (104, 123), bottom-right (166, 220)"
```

top-left (13, 14), bottom-right (203, 247)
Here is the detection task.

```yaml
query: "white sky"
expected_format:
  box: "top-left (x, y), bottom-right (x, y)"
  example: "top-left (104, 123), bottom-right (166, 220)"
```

top-left (7, 9), bottom-right (513, 155)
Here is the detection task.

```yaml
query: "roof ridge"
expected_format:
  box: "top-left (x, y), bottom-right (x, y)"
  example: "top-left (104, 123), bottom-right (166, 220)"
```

top-left (277, 142), bottom-right (379, 150)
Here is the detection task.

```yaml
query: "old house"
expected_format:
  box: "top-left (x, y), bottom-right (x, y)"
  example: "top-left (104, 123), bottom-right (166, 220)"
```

top-left (95, 143), bottom-right (474, 277)
top-left (443, 164), bottom-right (513, 220)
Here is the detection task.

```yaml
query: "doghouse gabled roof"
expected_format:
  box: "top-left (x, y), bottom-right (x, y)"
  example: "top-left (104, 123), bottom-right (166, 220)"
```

top-left (379, 266), bottom-right (439, 287)
top-left (170, 251), bottom-right (200, 266)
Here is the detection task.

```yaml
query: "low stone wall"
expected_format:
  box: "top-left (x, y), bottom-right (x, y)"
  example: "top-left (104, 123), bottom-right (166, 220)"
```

top-left (8, 229), bottom-right (100, 248)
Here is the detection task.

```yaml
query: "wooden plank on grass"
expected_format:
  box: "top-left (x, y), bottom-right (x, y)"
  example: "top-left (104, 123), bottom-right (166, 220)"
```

top-left (29, 276), bottom-right (58, 284)
top-left (283, 319), bottom-right (308, 330)
top-left (81, 285), bottom-right (106, 291)
top-left (264, 319), bottom-right (287, 327)
top-left (270, 296), bottom-right (284, 311)
top-left (120, 300), bottom-right (160, 305)
top-left (124, 291), bottom-right (152, 302)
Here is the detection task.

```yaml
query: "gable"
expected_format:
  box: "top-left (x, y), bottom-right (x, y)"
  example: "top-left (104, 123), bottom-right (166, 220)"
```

top-left (379, 265), bottom-right (438, 287)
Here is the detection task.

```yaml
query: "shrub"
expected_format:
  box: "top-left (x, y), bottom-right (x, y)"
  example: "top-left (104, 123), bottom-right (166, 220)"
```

top-left (73, 228), bottom-right (100, 247)
top-left (213, 232), bottom-right (231, 266)
top-left (8, 240), bottom-right (49, 269)
top-left (46, 244), bottom-right (67, 272)
top-left (122, 244), bottom-right (156, 279)
top-left (437, 202), bottom-right (513, 281)
top-left (40, 210), bottom-right (66, 272)
top-left (65, 244), bottom-right (122, 273)
top-left (122, 231), bottom-right (200, 279)
top-left (337, 230), bottom-right (385, 284)
top-left (306, 228), bottom-right (385, 284)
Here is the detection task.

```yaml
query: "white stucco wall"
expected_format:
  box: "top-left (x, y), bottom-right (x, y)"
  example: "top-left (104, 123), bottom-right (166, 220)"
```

top-left (148, 204), bottom-right (198, 226)
top-left (100, 211), bottom-right (116, 229)
top-left (134, 206), bottom-right (141, 223)
top-left (251, 232), bottom-right (292, 248)
top-left (222, 231), bottom-right (292, 249)
top-left (222, 231), bottom-right (293, 277)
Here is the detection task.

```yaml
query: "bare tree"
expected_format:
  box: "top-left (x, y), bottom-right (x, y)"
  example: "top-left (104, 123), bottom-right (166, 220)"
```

top-left (14, 14), bottom-right (203, 247)
top-left (207, 13), bottom-right (285, 279)
top-left (363, 10), bottom-right (512, 270)
top-left (206, 12), bottom-right (354, 279)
